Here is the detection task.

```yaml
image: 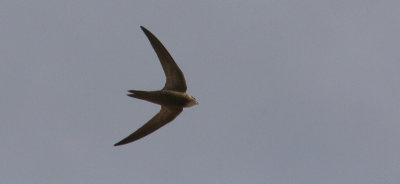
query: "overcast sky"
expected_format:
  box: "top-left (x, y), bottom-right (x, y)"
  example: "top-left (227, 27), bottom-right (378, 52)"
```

top-left (1, 0), bottom-right (400, 183)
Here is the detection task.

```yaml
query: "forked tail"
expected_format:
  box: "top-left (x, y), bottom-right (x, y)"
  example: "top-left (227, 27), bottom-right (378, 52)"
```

top-left (127, 90), bottom-right (148, 99)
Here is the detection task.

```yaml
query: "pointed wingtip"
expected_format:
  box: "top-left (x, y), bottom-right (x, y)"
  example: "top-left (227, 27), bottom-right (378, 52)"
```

top-left (114, 139), bottom-right (127, 146)
top-left (140, 26), bottom-right (148, 32)
top-left (114, 138), bottom-right (134, 146)
top-left (114, 143), bottom-right (122, 146)
top-left (140, 26), bottom-right (154, 38)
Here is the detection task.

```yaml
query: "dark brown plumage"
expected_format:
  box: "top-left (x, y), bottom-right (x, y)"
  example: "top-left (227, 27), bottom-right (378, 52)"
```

top-left (114, 26), bottom-right (198, 146)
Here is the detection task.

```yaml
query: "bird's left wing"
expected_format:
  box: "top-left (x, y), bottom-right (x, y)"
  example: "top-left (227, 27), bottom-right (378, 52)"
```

top-left (114, 106), bottom-right (183, 146)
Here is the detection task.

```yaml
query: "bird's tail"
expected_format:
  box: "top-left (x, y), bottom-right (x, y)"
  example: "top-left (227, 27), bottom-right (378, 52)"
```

top-left (127, 90), bottom-right (166, 105)
top-left (127, 90), bottom-right (148, 99)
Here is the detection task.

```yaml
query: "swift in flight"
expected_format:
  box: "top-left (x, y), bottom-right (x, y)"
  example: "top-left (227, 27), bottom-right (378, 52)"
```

top-left (114, 26), bottom-right (198, 146)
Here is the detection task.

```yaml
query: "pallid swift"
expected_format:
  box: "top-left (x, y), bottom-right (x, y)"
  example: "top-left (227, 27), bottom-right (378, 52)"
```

top-left (114, 26), bottom-right (198, 146)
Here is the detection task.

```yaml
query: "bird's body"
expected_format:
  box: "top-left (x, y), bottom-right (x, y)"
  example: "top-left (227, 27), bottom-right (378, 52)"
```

top-left (128, 90), bottom-right (198, 108)
top-left (114, 26), bottom-right (198, 146)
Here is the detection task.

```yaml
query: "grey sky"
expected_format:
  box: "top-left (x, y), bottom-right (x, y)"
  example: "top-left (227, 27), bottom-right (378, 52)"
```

top-left (1, 0), bottom-right (400, 183)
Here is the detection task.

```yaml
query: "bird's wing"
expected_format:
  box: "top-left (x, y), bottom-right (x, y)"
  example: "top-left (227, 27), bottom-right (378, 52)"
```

top-left (140, 26), bottom-right (187, 92)
top-left (114, 106), bottom-right (183, 146)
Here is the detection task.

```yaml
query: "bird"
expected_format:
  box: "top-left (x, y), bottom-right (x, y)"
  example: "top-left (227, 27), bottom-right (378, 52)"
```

top-left (114, 26), bottom-right (198, 146)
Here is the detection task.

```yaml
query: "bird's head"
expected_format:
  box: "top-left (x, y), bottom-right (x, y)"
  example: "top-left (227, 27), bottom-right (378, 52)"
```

top-left (185, 94), bottom-right (199, 107)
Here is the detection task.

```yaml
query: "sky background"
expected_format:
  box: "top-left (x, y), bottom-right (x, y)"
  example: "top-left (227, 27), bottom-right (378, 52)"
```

top-left (1, 0), bottom-right (400, 183)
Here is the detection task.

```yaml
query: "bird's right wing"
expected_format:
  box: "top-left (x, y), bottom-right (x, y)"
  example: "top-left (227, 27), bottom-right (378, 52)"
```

top-left (114, 106), bottom-right (183, 146)
top-left (140, 26), bottom-right (187, 92)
